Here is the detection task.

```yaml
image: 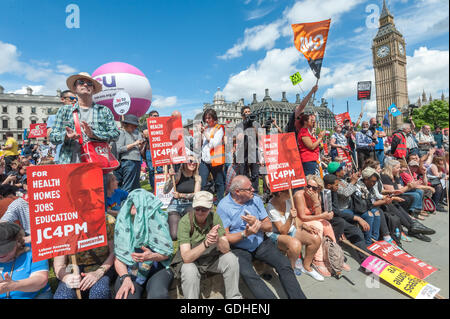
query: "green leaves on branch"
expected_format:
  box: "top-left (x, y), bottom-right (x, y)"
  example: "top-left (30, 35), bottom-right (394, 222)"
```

top-left (412, 100), bottom-right (449, 129)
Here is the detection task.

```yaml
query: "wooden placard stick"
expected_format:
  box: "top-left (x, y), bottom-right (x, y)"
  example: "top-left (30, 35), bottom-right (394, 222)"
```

top-left (70, 255), bottom-right (82, 299)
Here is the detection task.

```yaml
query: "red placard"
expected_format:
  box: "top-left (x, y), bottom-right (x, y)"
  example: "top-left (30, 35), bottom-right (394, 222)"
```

top-left (367, 240), bottom-right (438, 280)
top-left (28, 123), bottom-right (47, 138)
top-left (260, 133), bottom-right (306, 192)
top-left (147, 116), bottom-right (187, 166)
top-left (337, 147), bottom-right (353, 170)
top-left (27, 163), bottom-right (108, 262)
top-left (334, 112), bottom-right (352, 126)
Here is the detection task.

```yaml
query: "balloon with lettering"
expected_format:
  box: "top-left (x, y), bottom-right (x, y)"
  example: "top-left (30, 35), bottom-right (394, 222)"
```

top-left (92, 62), bottom-right (152, 120)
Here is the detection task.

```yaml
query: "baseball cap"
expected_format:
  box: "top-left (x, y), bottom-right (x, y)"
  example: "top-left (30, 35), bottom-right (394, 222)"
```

top-left (0, 222), bottom-right (21, 255)
top-left (408, 160), bottom-right (419, 167)
top-left (192, 191), bottom-right (214, 209)
top-left (361, 167), bottom-right (380, 179)
top-left (327, 161), bottom-right (345, 174)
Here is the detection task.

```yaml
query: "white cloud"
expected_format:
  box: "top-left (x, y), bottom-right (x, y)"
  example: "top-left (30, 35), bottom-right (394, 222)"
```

top-left (13, 85), bottom-right (45, 95)
top-left (56, 64), bottom-right (77, 74)
top-left (222, 47), bottom-right (318, 102)
top-left (0, 40), bottom-right (76, 95)
top-left (246, 6), bottom-right (276, 21)
top-left (406, 47), bottom-right (449, 101)
top-left (218, 21), bottom-right (282, 60)
top-left (220, 0), bottom-right (365, 60)
top-left (152, 95), bottom-right (178, 108)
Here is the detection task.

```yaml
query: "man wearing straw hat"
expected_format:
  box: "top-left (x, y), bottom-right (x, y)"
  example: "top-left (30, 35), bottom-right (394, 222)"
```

top-left (49, 72), bottom-right (120, 164)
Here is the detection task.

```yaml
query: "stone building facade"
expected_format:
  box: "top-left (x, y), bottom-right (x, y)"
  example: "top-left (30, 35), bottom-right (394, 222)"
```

top-left (0, 85), bottom-right (61, 143)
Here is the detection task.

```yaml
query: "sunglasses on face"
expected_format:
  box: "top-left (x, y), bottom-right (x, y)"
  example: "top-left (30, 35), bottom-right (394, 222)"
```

top-left (187, 160), bottom-right (198, 165)
top-left (64, 96), bottom-right (78, 101)
top-left (76, 79), bottom-right (94, 87)
top-left (194, 207), bottom-right (209, 212)
top-left (307, 185), bottom-right (319, 192)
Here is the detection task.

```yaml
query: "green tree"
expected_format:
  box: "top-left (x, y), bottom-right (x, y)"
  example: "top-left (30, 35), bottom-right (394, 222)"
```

top-left (412, 100), bottom-right (449, 130)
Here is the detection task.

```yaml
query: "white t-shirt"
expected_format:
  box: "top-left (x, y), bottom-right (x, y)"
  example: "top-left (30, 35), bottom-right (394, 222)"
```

top-left (266, 200), bottom-right (296, 237)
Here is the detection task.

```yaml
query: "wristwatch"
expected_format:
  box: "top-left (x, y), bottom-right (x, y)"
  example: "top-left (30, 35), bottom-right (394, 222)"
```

top-left (119, 274), bottom-right (131, 283)
top-left (241, 231), bottom-right (247, 239)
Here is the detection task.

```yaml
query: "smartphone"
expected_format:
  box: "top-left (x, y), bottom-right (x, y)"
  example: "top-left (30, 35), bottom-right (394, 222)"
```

top-left (134, 247), bottom-right (144, 253)
top-left (243, 209), bottom-right (252, 216)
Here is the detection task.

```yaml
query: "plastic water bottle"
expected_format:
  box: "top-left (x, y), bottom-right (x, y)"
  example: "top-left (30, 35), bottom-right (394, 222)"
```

top-left (395, 228), bottom-right (401, 239)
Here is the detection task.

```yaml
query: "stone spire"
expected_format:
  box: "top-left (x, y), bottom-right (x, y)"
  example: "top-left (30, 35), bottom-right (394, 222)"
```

top-left (252, 93), bottom-right (258, 105)
top-left (281, 92), bottom-right (288, 103)
top-left (263, 88), bottom-right (272, 101)
top-left (429, 93), bottom-right (432, 102)
top-left (441, 92), bottom-right (445, 101)
top-left (422, 90), bottom-right (427, 103)
top-left (380, 0), bottom-right (392, 19)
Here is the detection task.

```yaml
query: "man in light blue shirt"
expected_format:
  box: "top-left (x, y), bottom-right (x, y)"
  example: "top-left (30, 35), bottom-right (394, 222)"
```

top-left (216, 175), bottom-right (306, 299)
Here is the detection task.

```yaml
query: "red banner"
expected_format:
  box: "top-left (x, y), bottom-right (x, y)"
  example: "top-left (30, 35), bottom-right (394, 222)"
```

top-left (334, 112), bottom-right (351, 126)
top-left (27, 163), bottom-right (108, 262)
top-left (28, 123), bottom-right (47, 138)
top-left (147, 116), bottom-right (187, 166)
top-left (367, 240), bottom-right (438, 280)
top-left (260, 133), bottom-right (306, 192)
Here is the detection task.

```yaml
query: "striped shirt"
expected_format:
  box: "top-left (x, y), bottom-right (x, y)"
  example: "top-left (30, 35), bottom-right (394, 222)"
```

top-left (0, 198), bottom-right (30, 235)
top-left (48, 102), bottom-right (120, 164)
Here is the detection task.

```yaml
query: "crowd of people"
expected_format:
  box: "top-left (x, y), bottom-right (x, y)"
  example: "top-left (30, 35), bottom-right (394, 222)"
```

top-left (0, 72), bottom-right (448, 299)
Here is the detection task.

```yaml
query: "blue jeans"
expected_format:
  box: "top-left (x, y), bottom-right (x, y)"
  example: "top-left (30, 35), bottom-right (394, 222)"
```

top-left (404, 189), bottom-right (423, 211)
top-left (199, 161), bottom-right (225, 203)
top-left (375, 149), bottom-right (385, 168)
top-left (342, 208), bottom-right (380, 244)
top-left (115, 159), bottom-right (141, 193)
top-left (302, 161), bottom-right (318, 176)
top-left (360, 208), bottom-right (381, 245)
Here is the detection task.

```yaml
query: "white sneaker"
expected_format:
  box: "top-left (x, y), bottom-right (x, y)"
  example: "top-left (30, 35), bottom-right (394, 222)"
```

top-left (302, 268), bottom-right (325, 281)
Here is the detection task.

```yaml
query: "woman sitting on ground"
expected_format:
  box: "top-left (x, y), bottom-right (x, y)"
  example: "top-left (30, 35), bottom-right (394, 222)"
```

top-left (427, 156), bottom-right (448, 212)
top-left (0, 222), bottom-right (52, 299)
top-left (164, 155), bottom-right (201, 240)
top-left (293, 174), bottom-right (350, 277)
top-left (266, 189), bottom-right (323, 281)
top-left (113, 189), bottom-right (174, 299)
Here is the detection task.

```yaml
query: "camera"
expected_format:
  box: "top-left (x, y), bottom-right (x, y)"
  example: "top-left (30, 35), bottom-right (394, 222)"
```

top-left (263, 117), bottom-right (274, 129)
top-left (243, 113), bottom-right (257, 128)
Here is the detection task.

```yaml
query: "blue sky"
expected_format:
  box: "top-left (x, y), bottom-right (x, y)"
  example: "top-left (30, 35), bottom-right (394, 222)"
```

top-left (0, 0), bottom-right (448, 123)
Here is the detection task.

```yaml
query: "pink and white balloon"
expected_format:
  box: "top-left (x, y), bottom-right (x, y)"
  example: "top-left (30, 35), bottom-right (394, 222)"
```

top-left (92, 62), bottom-right (152, 120)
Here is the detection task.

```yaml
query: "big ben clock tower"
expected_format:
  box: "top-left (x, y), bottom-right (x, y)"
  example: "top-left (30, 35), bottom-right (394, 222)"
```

top-left (372, 0), bottom-right (408, 133)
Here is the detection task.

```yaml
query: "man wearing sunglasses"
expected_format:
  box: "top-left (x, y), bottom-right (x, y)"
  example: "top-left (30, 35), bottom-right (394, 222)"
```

top-left (49, 72), bottom-right (119, 164)
top-left (217, 175), bottom-right (306, 299)
top-left (173, 191), bottom-right (241, 299)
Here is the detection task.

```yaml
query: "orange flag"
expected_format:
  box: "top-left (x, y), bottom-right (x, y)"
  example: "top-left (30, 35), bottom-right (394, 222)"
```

top-left (292, 19), bottom-right (331, 79)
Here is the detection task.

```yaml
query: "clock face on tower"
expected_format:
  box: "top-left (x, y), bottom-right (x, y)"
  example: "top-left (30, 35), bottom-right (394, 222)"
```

top-left (377, 45), bottom-right (390, 58)
top-left (398, 43), bottom-right (404, 55)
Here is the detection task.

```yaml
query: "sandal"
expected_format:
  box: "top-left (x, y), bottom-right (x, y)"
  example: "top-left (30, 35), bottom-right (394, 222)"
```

top-left (312, 262), bottom-right (331, 277)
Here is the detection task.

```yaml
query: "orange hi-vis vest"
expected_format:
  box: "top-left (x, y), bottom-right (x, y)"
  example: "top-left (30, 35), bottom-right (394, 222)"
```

top-left (210, 124), bottom-right (225, 167)
top-left (393, 132), bottom-right (407, 158)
